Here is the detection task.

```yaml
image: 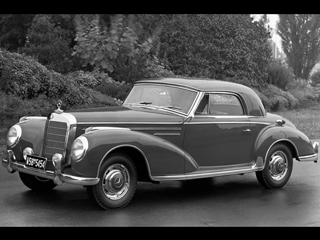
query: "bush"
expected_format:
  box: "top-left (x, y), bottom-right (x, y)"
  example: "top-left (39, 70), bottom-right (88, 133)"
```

top-left (94, 81), bottom-right (133, 101)
top-left (0, 91), bottom-right (54, 123)
top-left (259, 84), bottom-right (299, 111)
top-left (287, 78), bottom-right (320, 106)
top-left (0, 48), bottom-right (120, 110)
top-left (223, 76), bottom-right (257, 88)
top-left (266, 61), bottom-right (294, 90)
top-left (310, 70), bottom-right (320, 86)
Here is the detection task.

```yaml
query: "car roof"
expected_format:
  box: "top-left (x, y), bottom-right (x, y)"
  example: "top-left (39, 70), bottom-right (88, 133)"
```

top-left (136, 77), bottom-right (251, 93)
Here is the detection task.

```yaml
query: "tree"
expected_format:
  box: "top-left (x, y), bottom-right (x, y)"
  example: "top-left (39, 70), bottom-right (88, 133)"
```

top-left (0, 14), bottom-right (35, 51)
top-left (19, 14), bottom-right (80, 74)
top-left (277, 14), bottom-right (320, 79)
top-left (154, 14), bottom-right (272, 87)
top-left (72, 14), bottom-right (173, 82)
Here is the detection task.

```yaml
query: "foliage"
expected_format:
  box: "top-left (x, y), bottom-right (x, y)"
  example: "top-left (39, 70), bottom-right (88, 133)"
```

top-left (94, 80), bottom-right (133, 101)
top-left (254, 84), bottom-right (299, 111)
top-left (223, 76), bottom-right (255, 88)
top-left (0, 48), bottom-right (50, 98)
top-left (310, 70), bottom-right (320, 86)
top-left (0, 48), bottom-right (118, 110)
top-left (150, 14), bottom-right (272, 87)
top-left (288, 78), bottom-right (320, 106)
top-left (266, 60), bottom-right (295, 90)
top-left (72, 14), bottom-right (171, 83)
top-left (277, 14), bottom-right (320, 79)
top-left (0, 92), bottom-right (53, 121)
top-left (0, 14), bottom-right (36, 51)
top-left (19, 14), bottom-right (81, 74)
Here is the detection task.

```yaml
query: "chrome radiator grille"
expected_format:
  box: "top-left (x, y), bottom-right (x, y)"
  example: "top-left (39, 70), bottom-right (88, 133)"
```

top-left (43, 120), bottom-right (68, 160)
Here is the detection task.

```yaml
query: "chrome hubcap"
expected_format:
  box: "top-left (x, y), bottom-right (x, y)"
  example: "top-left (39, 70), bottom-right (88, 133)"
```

top-left (269, 151), bottom-right (288, 181)
top-left (102, 164), bottom-right (130, 200)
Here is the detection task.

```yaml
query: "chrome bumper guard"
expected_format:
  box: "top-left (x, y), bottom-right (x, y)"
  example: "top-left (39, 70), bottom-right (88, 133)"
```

top-left (299, 142), bottom-right (319, 163)
top-left (2, 150), bottom-right (99, 186)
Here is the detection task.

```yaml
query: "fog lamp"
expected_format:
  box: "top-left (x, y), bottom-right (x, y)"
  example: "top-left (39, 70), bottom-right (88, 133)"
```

top-left (52, 153), bottom-right (63, 168)
top-left (23, 147), bottom-right (34, 160)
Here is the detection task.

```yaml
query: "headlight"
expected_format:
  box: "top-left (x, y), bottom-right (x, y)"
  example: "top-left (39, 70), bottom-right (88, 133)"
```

top-left (7, 125), bottom-right (22, 147)
top-left (71, 136), bottom-right (88, 162)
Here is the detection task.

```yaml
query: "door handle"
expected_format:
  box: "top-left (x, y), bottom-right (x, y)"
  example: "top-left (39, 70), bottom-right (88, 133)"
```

top-left (243, 129), bottom-right (251, 132)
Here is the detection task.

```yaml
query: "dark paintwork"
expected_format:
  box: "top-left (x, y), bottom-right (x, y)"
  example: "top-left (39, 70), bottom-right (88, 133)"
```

top-left (4, 78), bottom-right (317, 183)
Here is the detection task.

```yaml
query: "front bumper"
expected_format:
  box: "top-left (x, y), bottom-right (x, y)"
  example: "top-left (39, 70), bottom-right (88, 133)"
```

top-left (2, 150), bottom-right (99, 186)
top-left (299, 142), bottom-right (319, 163)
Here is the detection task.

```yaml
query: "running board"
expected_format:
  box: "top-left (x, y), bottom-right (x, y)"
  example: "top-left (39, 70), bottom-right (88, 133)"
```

top-left (152, 159), bottom-right (264, 181)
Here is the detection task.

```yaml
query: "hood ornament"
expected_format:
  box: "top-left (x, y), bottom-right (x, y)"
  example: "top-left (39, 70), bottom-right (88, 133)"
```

top-left (54, 99), bottom-right (64, 114)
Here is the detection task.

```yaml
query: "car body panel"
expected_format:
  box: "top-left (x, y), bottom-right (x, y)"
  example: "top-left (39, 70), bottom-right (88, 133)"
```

top-left (2, 78), bottom-right (318, 187)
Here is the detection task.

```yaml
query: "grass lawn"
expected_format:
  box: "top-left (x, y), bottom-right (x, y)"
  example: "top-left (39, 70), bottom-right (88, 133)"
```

top-left (274, 103), bottom-right (320, 139)
top-left (1, 104), bottom-right (320, 160)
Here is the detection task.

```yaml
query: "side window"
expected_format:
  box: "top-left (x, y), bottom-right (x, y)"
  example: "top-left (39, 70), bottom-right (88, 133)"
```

top-left (195, 94), bottom-right (209, 115)
top-left (209, 93), bottom-right (244, 115)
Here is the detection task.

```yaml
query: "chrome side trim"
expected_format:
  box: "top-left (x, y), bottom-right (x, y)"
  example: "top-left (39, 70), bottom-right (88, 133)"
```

top-left (79, 122), bottom-right (183, 125)
top-left (85, 126), bottom-right (131, 134)
top-left (152, 163), bottom-right (262, 181)
top-left (185, 121), bottom-right (270, 125)
top-left (130, 127), bottom-right (182, 131)
top-left (2, 159), bottom-right (99, 186)
top-left (154, 133), bottom-right (181, 136)
top-left (298, 153), bottom-right (318, 162)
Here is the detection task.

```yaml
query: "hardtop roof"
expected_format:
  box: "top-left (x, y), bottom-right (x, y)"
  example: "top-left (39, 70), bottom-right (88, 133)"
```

top-left (136, 78), bottom-right (252, 93)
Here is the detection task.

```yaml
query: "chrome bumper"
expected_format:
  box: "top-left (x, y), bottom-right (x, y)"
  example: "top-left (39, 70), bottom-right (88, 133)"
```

top-left (2, 151), bottom-right (99, 186)
top-left (299, 142), bottom-right (319, 163)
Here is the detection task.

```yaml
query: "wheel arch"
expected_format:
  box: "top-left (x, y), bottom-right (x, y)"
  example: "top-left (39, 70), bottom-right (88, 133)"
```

top-left (265, 139), bottom-right (299, 163)
top-left (97, 144), bottom-right (155, 183)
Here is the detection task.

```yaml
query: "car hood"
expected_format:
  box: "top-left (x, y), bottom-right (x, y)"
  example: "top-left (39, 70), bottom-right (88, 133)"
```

top-left (66, 105), bottom-right (185, 124)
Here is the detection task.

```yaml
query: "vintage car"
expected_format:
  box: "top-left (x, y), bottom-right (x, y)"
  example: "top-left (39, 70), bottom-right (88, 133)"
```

top-left (2, 78), bottom-right (319, 210)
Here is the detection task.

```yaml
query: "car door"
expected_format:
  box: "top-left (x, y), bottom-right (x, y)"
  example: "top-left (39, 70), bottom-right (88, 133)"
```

top-left (183, 92), bottom-right (256, 167)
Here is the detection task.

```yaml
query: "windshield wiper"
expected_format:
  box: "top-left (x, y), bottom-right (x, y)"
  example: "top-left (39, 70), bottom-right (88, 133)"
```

top-left (138, 101), bottom-right (153, 105)
top-left (165, 105), bottom-right (182, 110)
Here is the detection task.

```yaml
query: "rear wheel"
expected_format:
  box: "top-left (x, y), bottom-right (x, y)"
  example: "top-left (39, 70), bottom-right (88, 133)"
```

top-left (256, 143), bottom-right (293, 189)
top-left (88, 154), bottom-right (137, 210)
top-left (19, 172), bottom-right (57, 191)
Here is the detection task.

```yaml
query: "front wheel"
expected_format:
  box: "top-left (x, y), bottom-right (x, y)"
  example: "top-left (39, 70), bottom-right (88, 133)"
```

top-left (256, 143), bottom-right (293, 189)
top-left (19, 172), bottom-right (57, 191)
top-left (87, 154), bottom-right (137, 210)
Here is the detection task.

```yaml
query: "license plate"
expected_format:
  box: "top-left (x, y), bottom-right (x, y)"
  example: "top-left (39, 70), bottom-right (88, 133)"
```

top-left (26, 155), bottom-right (47, 171)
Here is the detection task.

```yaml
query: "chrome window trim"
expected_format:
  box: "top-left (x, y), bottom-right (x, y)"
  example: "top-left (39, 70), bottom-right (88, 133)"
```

top-left (124, 83), bottom-right (201, 117)
top-left (191, 91), bottom-right (248, 117)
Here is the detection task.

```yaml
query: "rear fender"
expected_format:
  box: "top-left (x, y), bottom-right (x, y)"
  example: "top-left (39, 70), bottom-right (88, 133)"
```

top-left (253, 125), bottom-right (301, 169)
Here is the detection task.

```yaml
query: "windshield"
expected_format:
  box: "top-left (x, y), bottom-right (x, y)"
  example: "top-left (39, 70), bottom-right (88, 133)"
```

top-left (123, 84), bottom-right (198, 114)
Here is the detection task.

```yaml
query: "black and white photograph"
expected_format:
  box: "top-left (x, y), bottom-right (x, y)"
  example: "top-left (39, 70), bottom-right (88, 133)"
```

top-left (1, 14), bottom-right (320, 227)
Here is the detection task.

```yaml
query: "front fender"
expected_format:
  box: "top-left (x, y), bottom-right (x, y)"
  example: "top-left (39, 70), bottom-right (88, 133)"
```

top-left (71, 128), bottom-right (194, 179)
top-left (254, 124), bottom-right (314, 167)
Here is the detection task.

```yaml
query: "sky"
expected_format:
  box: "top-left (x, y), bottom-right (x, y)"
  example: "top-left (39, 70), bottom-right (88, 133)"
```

top-left (251, 14), bottom-right (282, 51)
